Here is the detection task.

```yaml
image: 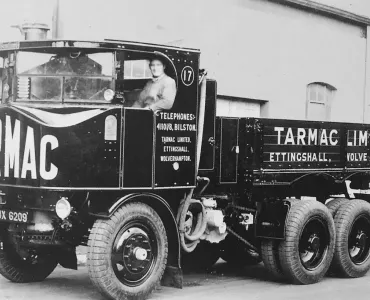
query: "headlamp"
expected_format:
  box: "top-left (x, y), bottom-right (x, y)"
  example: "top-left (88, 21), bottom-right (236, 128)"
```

top-left (55, 197), bottom-right (72, 219)
top-left (104, 89), bottom-right (115, 101)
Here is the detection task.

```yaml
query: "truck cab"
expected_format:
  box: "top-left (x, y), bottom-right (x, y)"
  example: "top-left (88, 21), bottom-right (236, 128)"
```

top-left (0, 39), bottom-right (203, 299)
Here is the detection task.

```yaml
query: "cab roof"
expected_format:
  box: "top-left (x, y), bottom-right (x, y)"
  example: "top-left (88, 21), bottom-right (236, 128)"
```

top-left (0, 39), bottom-right (200, 54)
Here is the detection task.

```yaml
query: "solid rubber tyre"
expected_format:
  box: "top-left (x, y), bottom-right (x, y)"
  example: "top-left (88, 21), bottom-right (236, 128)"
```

top-left (0, 228), bottom-right (58, 283)
top-left (332, 200), bottom-right (370, 278)
top-left (278, 200), bottom-right (335, 284)
top-left (326, 198), bottom-right (348, 217)
top-left (182, 241), bottom-right (220, 272)
top-left (87, 202), bottom-right (168, 300)
top-left (261, 240), bottom-right (284, 279)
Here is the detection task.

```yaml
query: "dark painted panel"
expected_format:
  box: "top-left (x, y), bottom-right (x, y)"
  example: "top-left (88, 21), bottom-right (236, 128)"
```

top-left (0, 106), bottom-right (122, 188)
top-left (258, 119), bottom-right (343, 170)
top-left (219, 118), bottom-right (239, 183)
top-left (154, 112), bottom-right (197, 187)
top-left (199, 80), bottom-right (216, 171)
top-left (154, 54), bottom-right (199, 188)
top-left (123, 109), bottom-right (153, 188)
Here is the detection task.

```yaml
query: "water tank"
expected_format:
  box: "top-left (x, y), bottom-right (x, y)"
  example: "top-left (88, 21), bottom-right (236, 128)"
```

top-left (13, 23), bottom-right (50, 40)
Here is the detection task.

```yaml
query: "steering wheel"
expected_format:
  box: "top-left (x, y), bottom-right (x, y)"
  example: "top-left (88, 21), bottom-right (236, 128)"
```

top-left (65, 78), bottom-right (82, 99)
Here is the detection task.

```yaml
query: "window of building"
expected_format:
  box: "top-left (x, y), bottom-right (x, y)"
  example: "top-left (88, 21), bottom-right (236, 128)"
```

top-left (124, 60), bottom-right (152, 79)
top-left (306, 82), bottom-right (336, 121)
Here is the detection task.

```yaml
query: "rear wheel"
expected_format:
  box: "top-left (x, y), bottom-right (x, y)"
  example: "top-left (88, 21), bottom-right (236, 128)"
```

top-left (261, 240), bottom-right (284, 279)
top-left (278, 200), bottom-right (335, 284)
top-left (87, 203), bottom-right (168, 300)
top-left (0, 227), bottom-right (57, 283)
top-left (326, 198), bottom-right (348, 217)
top-left (332, 200), bottom-right (370, 278)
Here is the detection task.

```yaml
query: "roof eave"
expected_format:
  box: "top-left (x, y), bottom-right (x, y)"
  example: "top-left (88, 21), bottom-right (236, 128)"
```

top-left (271, 0), bottom-right (370, 27)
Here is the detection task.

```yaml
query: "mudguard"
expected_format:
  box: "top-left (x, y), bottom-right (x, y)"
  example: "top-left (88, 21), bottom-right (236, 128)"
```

top-left (255, 200), bottom-right (291, 240)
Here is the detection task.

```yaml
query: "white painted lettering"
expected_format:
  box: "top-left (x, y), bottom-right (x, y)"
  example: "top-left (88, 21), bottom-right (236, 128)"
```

top-left (4, 116), bottom-right (20, 178)
top-left (274, 127), bottom-right (284, 145)
top-left (329, 130), bottom-right (338, 146)
top-left (297, 128), bottom-right (306, 145)
top-left (285, 128), bottom-right (295, 145)
top-left (308, 129), bottom-right (317, 145)
top-left (40, 135), bottom-right (58, 180)
top-left (21, 126), bottom-right (37, 179)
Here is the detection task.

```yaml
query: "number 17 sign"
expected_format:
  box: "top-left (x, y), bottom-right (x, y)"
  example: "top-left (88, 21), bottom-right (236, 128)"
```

top-left (181, 66), bottom-right (195, 86)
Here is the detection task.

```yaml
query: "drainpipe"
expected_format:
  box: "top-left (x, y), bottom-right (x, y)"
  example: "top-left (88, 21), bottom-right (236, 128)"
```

top-left (363, 26), bottom-right (369, 124)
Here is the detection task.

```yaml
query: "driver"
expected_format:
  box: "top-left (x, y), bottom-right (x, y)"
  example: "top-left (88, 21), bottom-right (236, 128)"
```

top-left (132, 56), bottom-right (177, 112)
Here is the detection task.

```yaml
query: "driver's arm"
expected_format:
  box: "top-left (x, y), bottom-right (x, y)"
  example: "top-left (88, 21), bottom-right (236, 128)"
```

top-left (148, 77), bottom-right (176, 112)
top-left (124, 89), bottom-right (143, 107)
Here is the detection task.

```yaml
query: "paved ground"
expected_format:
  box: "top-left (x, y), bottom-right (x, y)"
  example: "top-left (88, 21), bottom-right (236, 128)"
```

top-left (0, 261), bottom-right (369, 300)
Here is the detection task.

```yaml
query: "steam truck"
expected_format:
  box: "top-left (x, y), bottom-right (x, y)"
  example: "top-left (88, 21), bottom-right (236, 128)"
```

top-left (0, 32), bottom-right (370, 300)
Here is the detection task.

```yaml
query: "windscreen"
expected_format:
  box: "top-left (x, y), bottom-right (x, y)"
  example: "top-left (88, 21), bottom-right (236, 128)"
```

top-left (16, 51), bottom-right (114, 101)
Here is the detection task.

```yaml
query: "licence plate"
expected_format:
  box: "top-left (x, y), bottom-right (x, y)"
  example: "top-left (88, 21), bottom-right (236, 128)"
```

top-left (0, 209), bottom-right (32, 223)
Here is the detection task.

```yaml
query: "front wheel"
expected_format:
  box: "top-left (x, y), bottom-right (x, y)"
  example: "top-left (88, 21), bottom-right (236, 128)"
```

top-left (87, 203), bottom-right (168, 300)
top-left (0, 228), bottom-right (58, 283)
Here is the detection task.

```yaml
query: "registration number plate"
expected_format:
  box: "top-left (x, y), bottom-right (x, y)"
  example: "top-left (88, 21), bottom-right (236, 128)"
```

top-left (0, 209), bottom-right (31, 223)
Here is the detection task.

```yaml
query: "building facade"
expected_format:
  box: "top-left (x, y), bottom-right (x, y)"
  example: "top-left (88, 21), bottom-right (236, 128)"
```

top-left (5, 0), bottom-right (370, 123)
top-left (115, 0), bottom-right (370, 123)
top-left (164, 0), bottom-right (370, 124)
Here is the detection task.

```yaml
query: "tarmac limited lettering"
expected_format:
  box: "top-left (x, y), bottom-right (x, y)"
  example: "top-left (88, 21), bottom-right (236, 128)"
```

top-left (347, 130), bottom-right (368, 146)
top-left (2, 116), bottom-right (59, 180)
top-left (274, 127), bottom-right (339, 146)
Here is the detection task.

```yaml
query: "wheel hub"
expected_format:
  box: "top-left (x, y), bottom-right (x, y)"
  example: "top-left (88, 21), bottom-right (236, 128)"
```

top-left (307, 234), bottom-right (320, 252)
top-left (134, 247), bottom-right (148, 261)
top-left (299, 218), bottom-right (329, 271)
top-left (349, 216), bottom-right (370, 265)
top-left (355, 231), bottom-right (367, 248)
top-left (112, 224), bottom-right (157, 286)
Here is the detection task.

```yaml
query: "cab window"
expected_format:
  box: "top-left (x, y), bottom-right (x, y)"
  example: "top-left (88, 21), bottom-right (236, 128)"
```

top-left (16, 51), bottom-right (114, 102)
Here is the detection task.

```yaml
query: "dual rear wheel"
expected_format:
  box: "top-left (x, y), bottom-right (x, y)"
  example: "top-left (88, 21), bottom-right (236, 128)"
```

top-left (330, 199), bottom-right (370, 278)
top-left (261, 199), bottom-right (370, 284)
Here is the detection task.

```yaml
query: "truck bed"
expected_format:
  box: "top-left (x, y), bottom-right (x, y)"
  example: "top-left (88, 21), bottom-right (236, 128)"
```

top-left (200, 117), bottom-right (370, 188)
